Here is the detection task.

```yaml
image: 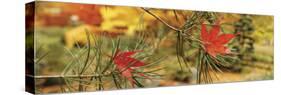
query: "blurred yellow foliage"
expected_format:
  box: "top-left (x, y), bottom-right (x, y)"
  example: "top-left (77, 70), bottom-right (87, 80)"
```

top-left (99, 6), bottom-right (178, 36)
top-left (64, 24), bottom-right (101, 48)
top-left (252, 15), bottom-right (273, 44)
top-left (100, 6), bottom-right (151, 36)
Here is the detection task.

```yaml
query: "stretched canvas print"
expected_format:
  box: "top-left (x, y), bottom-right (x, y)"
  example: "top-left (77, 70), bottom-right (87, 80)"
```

top-left (25, 1), bottom-right (274, 94)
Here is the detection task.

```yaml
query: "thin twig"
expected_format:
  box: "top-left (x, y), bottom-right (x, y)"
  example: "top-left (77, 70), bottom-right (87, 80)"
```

top-left (79, 30), bottom-right (91, 75)
top-left (26, 73), bottom-right (112, 79)
top-left (141, 7), bottom-right (180, 32)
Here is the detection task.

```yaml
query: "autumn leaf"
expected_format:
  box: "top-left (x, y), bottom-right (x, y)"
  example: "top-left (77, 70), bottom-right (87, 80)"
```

top-left (112, 50), bottom-right (149, 87)
top-left (201, 23), bottom-right (235, 57)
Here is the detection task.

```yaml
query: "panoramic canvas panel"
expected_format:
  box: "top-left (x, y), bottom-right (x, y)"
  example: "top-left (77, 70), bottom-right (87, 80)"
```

top-left (25, 1), bottom-right (274, 94)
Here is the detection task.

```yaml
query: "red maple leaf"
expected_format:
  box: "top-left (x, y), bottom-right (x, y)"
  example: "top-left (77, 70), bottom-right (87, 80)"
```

top-left (200, 23), bottom-right (235, 57)
top-left (112, 50), bottom-right (149, 87)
